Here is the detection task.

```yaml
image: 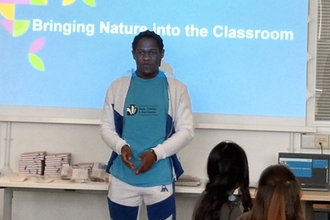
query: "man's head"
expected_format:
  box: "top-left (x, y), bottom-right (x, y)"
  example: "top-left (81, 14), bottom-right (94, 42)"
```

top-left (132, 30), bottom-right (164, 52)
top-left (132, 30), bottom-right (165, 79)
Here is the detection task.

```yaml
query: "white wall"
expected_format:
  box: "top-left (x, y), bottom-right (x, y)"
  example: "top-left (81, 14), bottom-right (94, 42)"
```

top-left (0, 121), bottom-right (315, 220)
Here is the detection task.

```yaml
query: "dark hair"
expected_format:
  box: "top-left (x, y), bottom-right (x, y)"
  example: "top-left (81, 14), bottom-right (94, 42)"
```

top-left (247, 164), bottom-right (304, 220)
top-left (132, 30), bottom-right (164, 52)
top-left (193, 141), bottom-right (252, 220)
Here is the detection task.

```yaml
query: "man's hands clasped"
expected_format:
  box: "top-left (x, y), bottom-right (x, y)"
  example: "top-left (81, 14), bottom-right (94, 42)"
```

top-left (121, 145), bottom-right (157, 175)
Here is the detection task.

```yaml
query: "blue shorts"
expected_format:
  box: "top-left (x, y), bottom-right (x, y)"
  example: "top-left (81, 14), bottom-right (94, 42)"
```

top-left (107, 175), bottom-right (176, 220)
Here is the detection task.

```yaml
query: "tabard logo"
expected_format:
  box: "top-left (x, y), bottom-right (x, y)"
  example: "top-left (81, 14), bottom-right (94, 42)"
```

top-left (127, 104), bottom-right (138, 115)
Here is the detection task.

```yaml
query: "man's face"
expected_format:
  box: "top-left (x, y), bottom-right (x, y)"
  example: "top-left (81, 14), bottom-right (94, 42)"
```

top-left (132, 38), bottom-right (164, 79)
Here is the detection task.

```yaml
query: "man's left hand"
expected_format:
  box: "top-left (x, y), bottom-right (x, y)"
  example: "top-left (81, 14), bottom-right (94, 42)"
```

top-left (135, 151), bottom-right (157, 175)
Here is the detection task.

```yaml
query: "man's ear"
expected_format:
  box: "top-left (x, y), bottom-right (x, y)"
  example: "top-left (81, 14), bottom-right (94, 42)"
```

top-left (159, 50), bottom-right (165, 66)
top-left (132, 50), bottom-right (136, 60)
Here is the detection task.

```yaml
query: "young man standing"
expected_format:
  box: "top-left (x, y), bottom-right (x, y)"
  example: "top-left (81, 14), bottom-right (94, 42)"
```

top-left (100, 30), bottom-right (194, 220)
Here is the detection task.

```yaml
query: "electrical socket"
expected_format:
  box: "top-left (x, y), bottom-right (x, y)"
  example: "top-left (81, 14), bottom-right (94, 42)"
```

top-left (301, 134), bottom-right (316, 149)
top-left (315, 135), bottom-right (329, 149)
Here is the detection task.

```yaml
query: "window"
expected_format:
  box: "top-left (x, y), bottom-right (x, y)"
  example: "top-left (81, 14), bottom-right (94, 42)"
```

top-left (315, 0), bottom-right (330, 121)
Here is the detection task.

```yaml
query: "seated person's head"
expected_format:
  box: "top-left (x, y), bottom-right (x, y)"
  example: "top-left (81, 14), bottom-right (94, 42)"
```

top-left (206, 141), bottom-right (250, 199)
top-left (252, 164), bottom-right (303, 220)
top-left (193, 141), bottom-right (252, 220)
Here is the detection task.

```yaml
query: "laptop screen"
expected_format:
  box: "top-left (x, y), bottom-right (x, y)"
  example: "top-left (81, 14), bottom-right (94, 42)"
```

top-left (278, 152), bottom-right (330, 191)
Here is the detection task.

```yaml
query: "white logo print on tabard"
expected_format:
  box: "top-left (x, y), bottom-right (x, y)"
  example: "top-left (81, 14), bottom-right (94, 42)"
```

top-left (127, 105), bottom-right (138, 115)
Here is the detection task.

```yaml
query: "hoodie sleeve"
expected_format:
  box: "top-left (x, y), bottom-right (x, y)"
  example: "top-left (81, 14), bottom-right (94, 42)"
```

top-left (100, 78), bottom-right (129, 155)
top-left (153, 79), bottom-right (195, 160)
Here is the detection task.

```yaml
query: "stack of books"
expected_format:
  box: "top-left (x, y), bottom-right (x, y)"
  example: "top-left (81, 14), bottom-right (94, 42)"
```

top-left (44, 153), bottom-right (71, 178)
top-left (175, 174), bottom-right (202, 187)
top-left (18, 151), bottom-right (46, 176)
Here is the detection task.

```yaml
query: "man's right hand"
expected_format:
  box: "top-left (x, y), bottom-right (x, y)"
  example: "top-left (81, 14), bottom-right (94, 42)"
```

top-left (121, 145), bottom-right (136, 169)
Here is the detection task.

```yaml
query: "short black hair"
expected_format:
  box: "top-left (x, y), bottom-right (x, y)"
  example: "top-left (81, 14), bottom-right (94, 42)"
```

top-left (132, 30), bottom-right (164, 52)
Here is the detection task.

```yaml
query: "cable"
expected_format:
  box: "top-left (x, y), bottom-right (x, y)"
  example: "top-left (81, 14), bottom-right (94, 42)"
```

top-left (319, 142), bottom-right (324, 154)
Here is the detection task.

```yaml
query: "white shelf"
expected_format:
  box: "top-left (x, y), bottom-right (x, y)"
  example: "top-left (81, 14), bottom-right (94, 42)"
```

top-left (0, 174), bottom-right (107, 191)
top-left (0, 174), bottom-right (328, 201)
top-left (175, 182), bottom-right (204, 194)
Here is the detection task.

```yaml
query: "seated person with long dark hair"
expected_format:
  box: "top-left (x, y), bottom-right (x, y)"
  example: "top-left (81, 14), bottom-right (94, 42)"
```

top-left (237, 164), bottom-right (304, 220)
top-left (193, 141), bottom-right (252, 220)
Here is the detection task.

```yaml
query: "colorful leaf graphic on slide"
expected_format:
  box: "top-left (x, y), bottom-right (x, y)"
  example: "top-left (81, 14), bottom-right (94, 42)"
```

top-left (0, 20), bottom-right (13, 35)
top-left (28, 37), bottom-right (46, 71)
top-left (31, 0), bottom-right (48, 5)
top-left (0, 20), bottom-right (30, 37)
top-left (62, 0), bottom-right (95, 6)
top-left (62, 0), bottom-right (75, 6)
top-left (0, 3), bottom-right (14, 20)
top-left (28, 54), bottom-right (45, 71)
top-left (13, 20), bottom-right (30, 37)
top-left (83, 0), bottom-right (95, 7)
top-left (29, 37), bottom-right (46, 53)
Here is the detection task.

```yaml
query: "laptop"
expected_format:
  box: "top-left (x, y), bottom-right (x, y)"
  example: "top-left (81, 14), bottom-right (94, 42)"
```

top-left (278, 152), bottom-right (330, 191)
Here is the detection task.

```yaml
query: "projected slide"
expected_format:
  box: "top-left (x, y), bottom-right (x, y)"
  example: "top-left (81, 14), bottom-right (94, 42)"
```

top-left (0, 0), bottom-right (308, 118)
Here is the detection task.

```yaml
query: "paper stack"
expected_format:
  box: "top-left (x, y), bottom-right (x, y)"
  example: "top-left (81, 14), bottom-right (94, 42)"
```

top-left (44, 153), bottom-right (71, 178)
top-left (19, 151), bottom-right (46, 176)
